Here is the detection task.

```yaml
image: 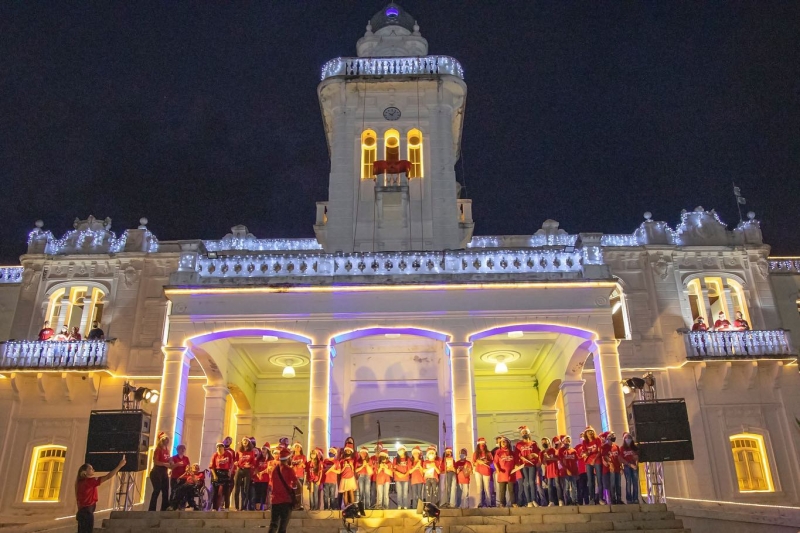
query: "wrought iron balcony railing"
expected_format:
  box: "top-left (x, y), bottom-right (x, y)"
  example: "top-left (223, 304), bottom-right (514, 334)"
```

top-left (0, 340), bottom-right (109, 370)
top-left (683, 330), bottom-right (795, 360)
top-left (321, 56), bottom-right (464, 81)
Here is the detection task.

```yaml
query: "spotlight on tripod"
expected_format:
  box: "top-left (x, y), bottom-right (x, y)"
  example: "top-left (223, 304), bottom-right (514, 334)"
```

top-left (341, 502), bottom-right (364, 532)
top-left (423, 502), bottom-right (441, 530)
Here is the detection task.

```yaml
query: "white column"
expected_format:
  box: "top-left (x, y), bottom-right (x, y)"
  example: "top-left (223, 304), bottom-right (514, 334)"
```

top-left (78, 297), bottom-right (92, 335)
top-left (307, 344), bottom-right (331, 452)
top-left (55, 296), bottom-right (70, 330)
top-left (200, 385), bottom-right (229, 469)
top-left (699, 280), bottom-right (713, 322)
top-left (593, 340), bottom-right (628, 433)
top-left (447, 342), bottom-right (476, 456)
top-left (236, 414), bottom-right (253, 443)
top-left (539, 409), bottom-right (558, 440)
top-left (155, 346), bottom-right (193, 453)
top-left (560, 380), bottom-right (588, 439)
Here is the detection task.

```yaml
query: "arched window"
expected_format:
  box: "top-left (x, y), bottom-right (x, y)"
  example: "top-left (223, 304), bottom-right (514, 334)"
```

top-left (46, 286), bottom-right (106, 337)
top-left (730, 433), bottom-right (773, 492)
top-left (360, 130), bottom-right (377, 180)
top-left (384, 129), bottom-right (400, 162)
top-left (407, 129), bottom-right (423, 178)
top-left (24, 446), bottom-right (66, 502)
top-left (685, 276), bottom-right (751, 326)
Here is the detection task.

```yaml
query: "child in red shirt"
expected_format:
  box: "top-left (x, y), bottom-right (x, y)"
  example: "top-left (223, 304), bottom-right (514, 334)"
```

top-left (336, 444), bottom-right (357, 507)
top-left (290, 443), bottom-right (307, 510)
top-left (393, 445), bottom-right (411, 509)
top-left (558, 435), bottom-right (578, 505)
top-left (581, 427), bottom-right (603, 505)
top-left (374, 450), bottom-right (393, 509)
top-left (422, 447), bottom-right (441, 505)
top-left (472, 438), bottom-right (493, 508)
top-left (541, 436), bottom-right (564, 506)
top-left (455, 448), bottom-right (472, 508)
top-left (409, 447), bottom-right (425, 509)
top-left (253, 444), bottom-right (273, 511)
top-left (601, 432), bottom-right (622, 504)
top-left (322, 447), bottom-right (339, 510)
top-left (306, 448), bottom-right (324, 510)
top-left (210, 442), bottom-right (234, 511)
top-left (75, 457), bottom-right (126, 533)
top-left (235, 438), bottom-right (257, 510)
top-left (493, 437), bottom-right (516, 507)
top-left (619, 432), bottom-right (639, 504)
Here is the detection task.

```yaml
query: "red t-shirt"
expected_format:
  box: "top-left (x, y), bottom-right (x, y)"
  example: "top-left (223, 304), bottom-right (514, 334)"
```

top-left (291, 454), bottom-right (306, 480)
top-left (620, 446), bottom-right (638, 467)
top-left (38, 328), bottom-right (54, 341)
top-left (170, 455), bottom-right (190, 479)
top-left (306, 461), bottom-right (323, 483)
top-left (515, 440), bottom-right (541, 464)
top-left (442, 455), bottom-right (457, 473)
top-left (472, 450), bottom-right (493, 476)
top-left (410, 458), bottom-right (424, 484)
top-left (237, 449), bottom-right (256, 470)
top-left (355, 455), bottom-right (372, 478)
top-left (323, 459), bottom-right (338, 484)
top-left (76, 477), bottom-right (102, 508)
top-left (393, 456), bottom-right (410, 481)
top-left (423, 459), bottom-right (440, 479)
top-left (574, 444), bottom-right (587, 474)
top-left (375, 461), bottom-right (393, 484)
top-left (339, 457), bottom-right (355, 479)
top-left (253, 457), bottom-right (271, 483)
top-left (455, 459), bottom-right (472, 484)
top-left (493, 448), bottom-right (516, 483)
top-left (270, 465), bottom-right (298, 505)
top-left (559, 447), bottom-right (578, 476)
top-left (542, 448), bottom-right (559, 478)
top-left (582, 438), bottom-right (602, 465)
top-left (601, 443), bottom-right (621, 473)
top-left (153, 446), bottom-right (170, 466)
top-left (210, 451), bottom-right (233, 471)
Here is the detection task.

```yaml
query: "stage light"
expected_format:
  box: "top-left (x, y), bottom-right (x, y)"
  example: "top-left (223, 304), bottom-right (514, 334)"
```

top-left (622, 377), bottom-right (646, 394)
top-left (423, 502), bottom-right (440, 522)
top-left (494, 355), bottom-right (508, 374)
top-left (621, 382), bottom-right (632, 395)
top-left (342, 503), bottom-right (360, 519)
top-left (134, 387), bottom-right (160, 403)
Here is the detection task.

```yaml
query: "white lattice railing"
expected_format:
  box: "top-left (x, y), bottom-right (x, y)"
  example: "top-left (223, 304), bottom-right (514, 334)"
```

top-left (683, 330), bottom-right (795, 359)
top-left (769, 258), bottom-right (800, 274)
top-left (0, 267), bottom-right (23, 283)
top-left (321, 56), bottom-right (464, 80)
top-left (0, 341), bottom-right (108, 370)
top-left (195, 248), bottom-right (589, 280)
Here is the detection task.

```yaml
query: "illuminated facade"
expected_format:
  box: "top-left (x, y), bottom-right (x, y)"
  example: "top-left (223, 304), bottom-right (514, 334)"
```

top-left (0, 3), bottom-right (799, 526)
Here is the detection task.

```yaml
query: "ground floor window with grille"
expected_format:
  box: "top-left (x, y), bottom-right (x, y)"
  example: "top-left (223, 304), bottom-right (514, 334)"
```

top-left (25, 446), bottom-right (66, 501)
top-left (730, 434), bottom-right (774, 492)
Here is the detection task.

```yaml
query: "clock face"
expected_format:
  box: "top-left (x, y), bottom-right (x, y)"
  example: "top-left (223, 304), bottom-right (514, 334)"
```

top-left (383, 107), bottom-right (401, 121)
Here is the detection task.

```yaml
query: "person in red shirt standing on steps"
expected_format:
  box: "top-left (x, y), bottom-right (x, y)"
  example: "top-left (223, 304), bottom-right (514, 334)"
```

top-left (234, 437), bottom-right (256, 510)
top-left (210, 442), bottom-right (234, 511)
top-left (268, 448), bottom-right (298, 533)
top-left (306, 448), bottom-right (324, 510)
top-left (75, 456), bottom-right (126, 533)
top-left (290, 442), bottom-right (307, 510)
top-left (574, 432), bottom-right (589, 505)
top-left (322, 447), bottom-right (339, 510)
top-left (542, 436), bottom-right (563, 506)
top-left (253, 443), bottom-right (273, 511)
top-left (472, 437), bottom-right (493, 508)
top-left (514, 426), bottom-right (541, 507)
top-left (37, 321), bottom-right (54, 341)
top-left (392, 445), bottom-right (411, 509)
top-left (493, 437), bottom-right (516, 508)
top-left (169, 444), bottom-right (190, 495)
top-left (601, 432), bottom-right (622, 504)
top-left (559, 435), bottom-right (578, 505)
top-left (149, 432), bottom-right (172, 511)
top-left (619, 433), bottom-right (640, 504)
top-left (581, 427), bottom-right (603, 505)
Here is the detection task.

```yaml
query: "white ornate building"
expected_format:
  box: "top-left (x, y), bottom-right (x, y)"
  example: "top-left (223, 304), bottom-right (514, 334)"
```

top-left (0, 3), bottom-right (798, 528)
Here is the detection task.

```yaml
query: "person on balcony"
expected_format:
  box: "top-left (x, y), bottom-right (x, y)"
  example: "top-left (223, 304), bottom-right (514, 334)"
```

top-left (713, 311), bottom-right (732, 331)
top-left (37, 320), bottom-right (54, 341)
top-left (87, 321), bottom-right (105, 340)
top-left (734, 311), bottom-right (750, 331)
top-left (68, 326), bottom-right (82, 341)
top-left (53, 325), bottom-right (69, 341)
top-left (691, 317), bottom-right (708, 332)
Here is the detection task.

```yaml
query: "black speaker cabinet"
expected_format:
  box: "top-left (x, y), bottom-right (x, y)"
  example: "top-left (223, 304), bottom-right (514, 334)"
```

top-left (631, 399), bottom-right (692, 443)
top-left (84, 451), bottom-right (149, 472)
top-left (638, 440), bottom-right (694, 462)
top-left (86, 431), bottom-right (149, 453)
top-left (88, 410), bottom-right (151, 436)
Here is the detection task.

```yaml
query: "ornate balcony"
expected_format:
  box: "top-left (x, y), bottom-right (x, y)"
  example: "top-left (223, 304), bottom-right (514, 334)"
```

top-left (769, 257), bottom-right (800, 274)
top-left (0, 340), bottom-right (109, 370)
top-left (683, 330), bottom-right (796, 360)
top-left (0, 267), bottom-right (23, 283)
top-left (321, 56), bottom-right (464, 81)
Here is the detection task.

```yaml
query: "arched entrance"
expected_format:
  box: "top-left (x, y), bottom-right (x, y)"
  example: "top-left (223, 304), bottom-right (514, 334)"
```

top-left (351, 409), bottom-right (439, 453)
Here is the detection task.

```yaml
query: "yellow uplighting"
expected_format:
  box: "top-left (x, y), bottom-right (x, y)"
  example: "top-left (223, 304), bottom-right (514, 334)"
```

top-left (666, 496), bottom-right (796, 509)
top-left (407, 128), bottom-right (423, 178)
top-left (361, 129), bottom-right (377, 180)
top-left (729, 433), bottom-right (774, 493)
top-left (24, 445), bottom-right (67, 503)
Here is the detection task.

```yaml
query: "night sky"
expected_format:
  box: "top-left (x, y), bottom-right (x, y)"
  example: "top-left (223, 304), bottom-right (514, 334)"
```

top-left (1, 1), bottom-right (799, 263)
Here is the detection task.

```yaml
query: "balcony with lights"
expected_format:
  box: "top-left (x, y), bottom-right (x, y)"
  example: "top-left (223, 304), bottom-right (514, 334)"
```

top-left (0, 340), bottom-right (109, 371)
top-left (682, 330), bottom-right (796, 361)
top-left (321, 56), bottom-right (464, 81)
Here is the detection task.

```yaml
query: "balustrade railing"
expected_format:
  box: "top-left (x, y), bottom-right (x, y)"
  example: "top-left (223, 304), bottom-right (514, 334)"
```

top-left (195, 248), bottom-right (587, 280)
top-left (0, 267), bottom-right (23, 283)
top-left (683, 330), bottom-right (795, 359)
top-left (321, 56), bottom-right (464, 80)
top-left (0, 340), bottom-right (108, 370)
top-left (769, 258), bottom-right (800, 274)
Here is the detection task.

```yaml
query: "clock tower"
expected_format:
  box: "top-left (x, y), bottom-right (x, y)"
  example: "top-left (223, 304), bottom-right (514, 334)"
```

top-left (315, 3), bottom-right (473, 253)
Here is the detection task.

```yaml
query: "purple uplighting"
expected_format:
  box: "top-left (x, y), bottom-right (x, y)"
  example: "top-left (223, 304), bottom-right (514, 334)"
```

top-left (385, 6), bottom-right (399, 17)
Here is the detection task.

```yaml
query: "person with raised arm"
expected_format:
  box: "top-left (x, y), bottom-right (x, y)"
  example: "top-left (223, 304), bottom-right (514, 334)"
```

top-left (75, 456), bottom-right (126, 533)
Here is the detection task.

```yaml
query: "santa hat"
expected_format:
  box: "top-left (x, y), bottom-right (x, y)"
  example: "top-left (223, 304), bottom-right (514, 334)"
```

top-left (477, 437), bottom-right (486, 445)
top-left (344, 443), bottom-right (355, 452)
top-left (359, 446), bottom-right (369, 454)
top-left (379, 450), bottom-right (389, 457)
top-left (518, 426), bottom-right (530, 435)
top-left (215, 441), bottom-right (224, 447)
top-left (622, 432), bottom-right (632, 441)
top-left (444, 446), bottom-right (453, 455)
top-left (157, 431), bottom-right (166, 441)
top-left (460, 448), bottom-right (468, 455)
top-left (314, 447), bottom-right (324, 458)
top-left (559, 435), bottom-right (568, 442)
top-left (552, 436), bottom-right (560, 443)
top-left (599, 432), bottom-right (610, 439)
top-left (411, 446), bottom-right (421, 455)
top-left (396, 444), bottom-right (406, 451)
top-left (584, 426), bottom-right (596, 435)
top-left (279, 448), bottom-right (292, 461)
top-left (293, 441), bottom-right (303, 448)
top-left (426, 445), bottom-right (436, 453)
top-left (329, 446), bottom-right (338, 454)
top-left (262, 441), bottom-right (271, 449)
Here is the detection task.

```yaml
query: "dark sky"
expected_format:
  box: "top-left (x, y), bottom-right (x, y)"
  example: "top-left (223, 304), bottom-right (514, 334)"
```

top-left (1, 1), bottom-right (799, 263)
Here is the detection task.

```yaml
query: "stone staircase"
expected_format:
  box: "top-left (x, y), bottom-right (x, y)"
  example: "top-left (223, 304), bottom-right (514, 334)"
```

top-left (99, 503), bottom-right (690, 532)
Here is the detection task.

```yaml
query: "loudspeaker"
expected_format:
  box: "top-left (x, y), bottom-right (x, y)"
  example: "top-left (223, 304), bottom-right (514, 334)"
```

top-left (84, 451), bottom-right (149, 472)
top-left (86, 431), bottom-right (149, 453)
top-left (638, 440), bottom-right (694, 462)
top-left (87, 410), bottom-right (151, 454)
top-left (631, 399), bottom-right (691, 443)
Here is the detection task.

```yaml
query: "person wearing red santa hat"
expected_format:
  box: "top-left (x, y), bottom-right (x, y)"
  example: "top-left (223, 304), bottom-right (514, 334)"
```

top-left (515, 425), bottom-right (541, 507)
top-left (253, 443), bottom-right (273, 511)
top-left (542, 436), bottom-right (564, 506)
top-left (441, 446), bottom-right (458, 507)
top-left (493, 436), bottom-right (516, 507)
top-left (423, 446), bottom-right (441, 504)
top-left (472, 437), bottom-right (493, 508)
top-left (148, 432), bottom-right (172, 511)
top-left (581, 426), bottom-right (603, 505)
top-left (306, 448), bottom-right (324, 510)
top-left (336, 443), bottom-right (357, 507)
top-left (559, 435), bottom-right (578, 505)
top-left (168, 444), bottom-right (190, 497)
top-left (234, 437), bottom-right (256, 510)
top-left (322, 447), bottom-right (339, 510)
top-left (409, 446), bottom-right (425, 508)
top-left (375, 449), bottom-right (393, 509)
top-left (290, 442), bottom-right (306, 510)
top-left (455, 448), bottom-right (473, 508)
top-left (619, 432), bottom-right (639, 504)
top-left (268, 448), bottom-right (298, 533)
top-left (355, 445), bottom-right (373, 509)
top-left (601, 431), bottom-right (622, 504)
top-left (393, 444), bottom-right (411, 509)
top-left (210, 442), bottom-right (234, 511)
top-left (575, 432), bottom-right (589, 505)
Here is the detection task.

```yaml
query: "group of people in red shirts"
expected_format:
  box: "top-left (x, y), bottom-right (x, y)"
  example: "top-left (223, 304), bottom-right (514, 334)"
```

top-left (37, 320), bottom-right (106, 341)
top-left (691, 311), bottom-right (750, 332)
top-left (474, 426), bottom-right (641, 507)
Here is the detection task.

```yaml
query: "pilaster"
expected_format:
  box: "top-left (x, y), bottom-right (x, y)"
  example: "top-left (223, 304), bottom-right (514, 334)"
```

top-left (593, 340), bottom-right (628, 433)
top-left (155, 346), bottom-right (193, 453)
top-left (539, 409), bottom-right (558, 440)
top-left (307, 344), bottom-right (332, 452)
top-left (447, 342), bottom-right (476, 456)
top-left (560, 380), bottom-right (588, 439)
top-left (200, 385), bottom-right (229, 469)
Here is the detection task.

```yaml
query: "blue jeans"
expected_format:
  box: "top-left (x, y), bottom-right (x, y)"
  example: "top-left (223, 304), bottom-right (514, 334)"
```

top-left (604, 471), bottom-right (621, 504)
top-left (376, 483), bottom-right (390, 508)
top-left (425, 478), bottom-right (439, 503)
top-left (410, 483), bottom-right (423, 508)
top-left (458, 483), bottom-right (470, 508)
top-left (587, 464), bottom-right (603, 503)
top-left (547, 477), bottom-right (563, 504)
top-left (520, 466), bottom-right (535, 505)
top-left (308, 481), bottom-right (319, 510)
top-left (323, 483), bottom-right (336, 510)
top-left (624, 465), bottom-right (639, 504)
top-left (475, 473), bottom-right (491, 507)
top-left (443, 472), bottom-right (457, 506)
top-left (395, 480), bottom-right (409, 508)
top-left (534, 467), bottom-right (547, 505)
top-left (357, 476), bottom-right (371, 508)
top-left (563, 475), bottom-right (577, 505)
